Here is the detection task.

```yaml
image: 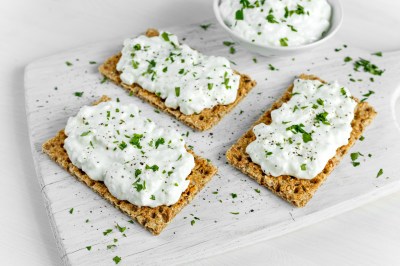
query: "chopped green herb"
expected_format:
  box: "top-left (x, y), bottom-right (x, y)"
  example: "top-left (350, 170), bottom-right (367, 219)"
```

top-left (200, 23), bottom-right (212, 30)
top-left (162, 66), bottom-right (168, 73)
top-left (133, 43), bottom-right (141, 50)
top-left (65, 61), bottom-right (73, 66)
top-left (230, 212), bottom-right (239, 215)
top-left (280, 37), bottom-right (289, 47)
top-left (107, 244), bottom-right (117, 249)
top-left (116, 223), bottom-right (126, 233)
top-left (155, 138), bottom-right (165, 149)
top-left (286, 124), bottom-right (312, 143)
top-left (361, 90), bottom-right (375, 102)
top-left (344, 56), bottom-right (352, 62)
top-left (74, 92), bottom-right (84, 97)
top-left (359, 136), bottom-right (365, 141)
top-left (265, 150), bottom-right (273, 157)
top-left (287, 24), bottom-right (297, 32)
top-left (113, 256), bottom-right (121, 264)
top-left (352, 162), bottom-right (360, 167)
top-left (340, 87), bottom-right (347, 96)
top-left (80, 131), bottom-right (91, 136)
top-left (235, 9), bottom-right (244, 20)
top-left (135, 169), bottom-right (142, 178)
top-left (129, 133), bottom-right (143, 149)
top-left (145, 164), bottom-right (159, 172)
top-left (354, 58), bottom-right (384, 76)
top-left (103, 229), bottom-right (113, 236)
top-left (223, 41), bottom-right (235, 46)
top-left (231, 193), bottom-right (237, 199)
top-left (175, 87), bottom-right (180, 97)
top-left (300, 164), bottom-right (307, 171)
top-left (252, 57), bottom-right (257, 63)
top-left (207, 83), bottom-right (213, 90)
top-left (101, 76), bottom-right (108, 84)
top-left (133, 180), bottom-right (146, 192)
top-left (350, 152), bottom-right (362, 161)
top-left (89, 61), bottom-right (97, 64)
top-left (376, 168), bottom-right (383, 178)
top-left (86, 246), bottom-right (92, 251)
top-left (268, 64), bottom-right (278, 71)
top-left (69, 208), bottom-right (74, 214)
top-left (372, 51), bottom-right (382, 57)
top-left (150, 195), bottom-right (156, 200)
top-left (316, 98), bottom-right (324, 106)
top-left (118, 141), bottom-right (127, 150)
top-left (266, 13), bottom-right (279, 24)
top-left (191, 220), bottom-right (195, 226)
top-left (161, 32), bottom-right (170, 42)
top-left (229, 46), bottom-right (236, 54)
top-left (315, 112), bottom-right (331, 125)
top-left (254, 189), bottom-right (260, 193)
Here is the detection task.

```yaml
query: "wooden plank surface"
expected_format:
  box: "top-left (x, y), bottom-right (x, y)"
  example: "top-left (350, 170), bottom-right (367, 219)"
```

top-left (25, 21), bottom-right (400, 265)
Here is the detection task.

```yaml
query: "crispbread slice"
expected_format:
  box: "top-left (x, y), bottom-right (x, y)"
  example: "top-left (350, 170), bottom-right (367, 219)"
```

top-left (99, 29), bottom-right (256, 131)
top-left (42, 95), bottom-right (217, 235)
top-left (226, 74), bottom-right (377, 207)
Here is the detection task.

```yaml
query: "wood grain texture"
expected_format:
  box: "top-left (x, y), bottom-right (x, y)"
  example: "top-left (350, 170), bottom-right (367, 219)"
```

top-left (24, 21), bottom-right (400, 265)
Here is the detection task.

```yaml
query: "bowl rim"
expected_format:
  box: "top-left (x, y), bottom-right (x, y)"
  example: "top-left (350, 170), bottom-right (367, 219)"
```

top-left (213, 0), bottom-right (343, 52)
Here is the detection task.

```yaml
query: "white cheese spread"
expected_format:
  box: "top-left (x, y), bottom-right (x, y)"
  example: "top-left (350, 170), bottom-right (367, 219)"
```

top-left (246, 78), bottom-right (357, 179)
top-left (116, 31), bottom-right (240, 115)
top-left (64, 101), bottom-right (195, 207)
top-left (219, 0), bottom-right (331, 47)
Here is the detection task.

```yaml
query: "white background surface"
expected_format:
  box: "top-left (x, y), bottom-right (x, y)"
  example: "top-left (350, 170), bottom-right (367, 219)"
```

top-left (1, 0), bottom-right (400, 265)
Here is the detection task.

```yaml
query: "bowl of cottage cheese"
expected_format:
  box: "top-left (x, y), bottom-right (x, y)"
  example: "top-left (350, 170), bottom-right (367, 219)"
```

top-left (214, 0), bottom-right (343, 56)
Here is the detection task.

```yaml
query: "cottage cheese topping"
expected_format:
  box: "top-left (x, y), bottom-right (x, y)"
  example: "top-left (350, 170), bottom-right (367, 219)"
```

top-left (116, 31), bottom-right (240, 115)
top-left (219, 0), bottom-right (331, 47)
top-left (64, 101), bottom-right (195, 207)
top-left (246, 79), bottom-right (357, 179)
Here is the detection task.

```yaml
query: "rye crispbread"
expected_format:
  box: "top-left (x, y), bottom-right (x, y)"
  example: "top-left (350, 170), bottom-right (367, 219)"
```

top-left (98, 28), bottom-right (257, 131)
top-left (42, 95), bottom-right (217, 235)
top-left (226, 74), bottom-right (377, 207)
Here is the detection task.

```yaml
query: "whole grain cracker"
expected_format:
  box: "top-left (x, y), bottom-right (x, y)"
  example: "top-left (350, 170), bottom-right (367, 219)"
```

top-left (226, 74), bottom-right (377, 207)
top-left (98, 29), bottom-right (257, 131)
top-left (42, 95), bottom-right (217, 235)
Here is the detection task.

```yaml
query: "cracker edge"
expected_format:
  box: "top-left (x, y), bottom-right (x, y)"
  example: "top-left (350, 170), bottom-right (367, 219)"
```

top-left (226, 74), bottom-right (377, 207)
top-left (98, 29), bottom-right (257, 131)
top-left (42, 95), bottom-right (218, 235)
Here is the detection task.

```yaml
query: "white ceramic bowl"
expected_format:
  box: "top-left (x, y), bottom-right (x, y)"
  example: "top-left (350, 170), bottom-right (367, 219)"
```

top-left (213, 0), bottom-right (343, 57)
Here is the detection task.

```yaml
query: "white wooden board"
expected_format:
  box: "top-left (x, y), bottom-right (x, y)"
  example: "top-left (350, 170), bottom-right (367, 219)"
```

top-left (24, 21), bottom-right (400, 265)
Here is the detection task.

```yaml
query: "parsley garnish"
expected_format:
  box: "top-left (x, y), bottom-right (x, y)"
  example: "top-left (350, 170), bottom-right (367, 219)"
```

top-left (113, 256), bottom-right (121, 264)
top-left (266, 13), bottom-right (279, 24)
top-left (200, 23), bottom-right (212, 30)
top-left (229, 46), bottom-right (236, 54)
top-left (286, 124), bottom-right (312, 143)
top-left (231, 193), bottom-right (237, 199)
top-left (86, 246), bottom-right (91, 251)
top-left (133, 180), bottom-right (146, 192)
top-left (65, 61), bottom-right (73, 66)
top-left (287, 24), bottom-right (297, 32)
top-left (230, 212), bottom-right (239, 215)
top-left (300, 164), bottom-right (307, 171)
top-left (372, 51), bottom-right (382, 57)
top-left (118, 141), bottom-right (127, 150)
top-left (155, 138), bottom-right (165, 149)
top-left (80, 131), bottom-right (91, 136)
top-left (344, 56), bottom-right (352, 62)
top-left (74, 92), bottom-right (83, 97)
top-left (223, 41), bottom-right (235, 46)
top-left (354, 58), bottom-right (384, 76)
top-left (135, 169), bottom-right (142, 178)
top-left (103, 229), bottom-right (113, 236)
top-left (255, 189), bottom-right (260, 193)
top-left (284, 4), bottom-right (306, 18)
top-left (207, 83), bottom-right (213, 90)
top-left (175, 87), bottom-right (180, 97)
top-left (361, 90), bottom-right (375, 102)
top-left (161, 32), bottom-right (170, 41)
top-left (116, 223), bottom-right (126, 233)
top-left (133, 43), bottom-right (141, 50)
top-left (107, 244), bottom-right (116, 250)
top-left (145, 164), bottom-right (159, 172)
top-left (89, 61), bottom-right (97, 64)
top-left (376, 168), bottom-right (383, 178)
top-left (265, 151), bottom-right (273, 157)
top-left (235, 9), bottom-right (244, 20)
top-left (100, 76), bottom-right (108, 84)
top-left (69, 208), bottom-right (74, 214)
top-left (280, 37), bottom-right (289, 47)
top-left (340, 87), bottom-right (347, 96)
top-left (129, 134), bottom-right (143, 149)
top-left (315, 112), bottom-right (331, 125)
